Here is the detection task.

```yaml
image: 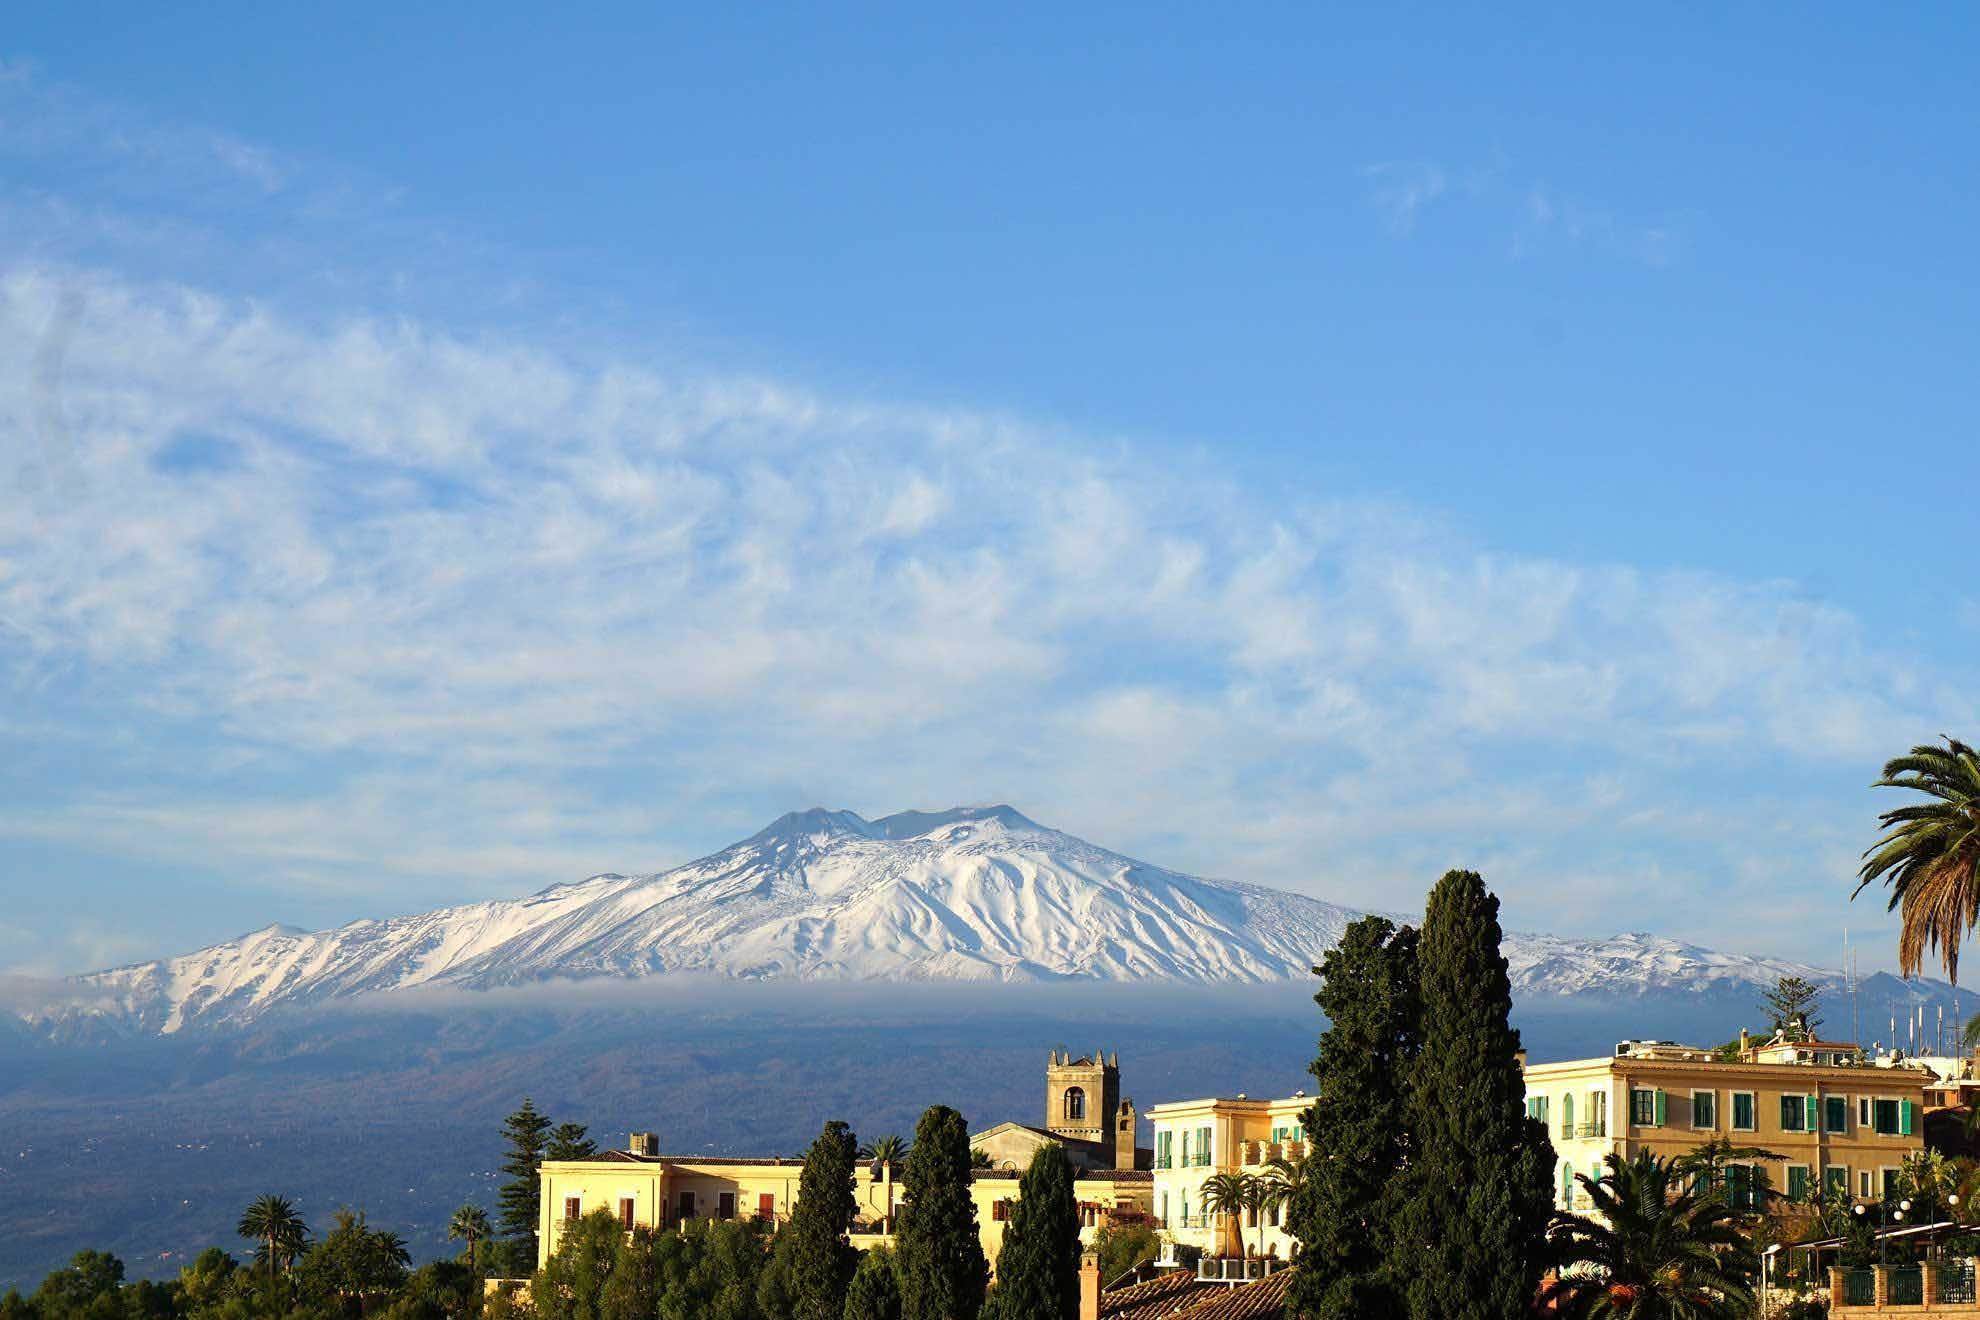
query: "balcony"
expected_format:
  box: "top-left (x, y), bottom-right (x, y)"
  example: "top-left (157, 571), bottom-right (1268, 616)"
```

top-left (1577, 1121), bottom-right (1607, 1139)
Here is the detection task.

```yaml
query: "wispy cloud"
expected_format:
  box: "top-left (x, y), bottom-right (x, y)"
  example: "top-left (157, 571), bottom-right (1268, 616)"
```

top-left (0, 73), bottom-right (1947, 974)
top-left (0, 260), bottom-right (1958, 968)
top-left (1361, 161), bottom-right (1448, 234)
top-left (1362, 154), bottom-right (1687, 265)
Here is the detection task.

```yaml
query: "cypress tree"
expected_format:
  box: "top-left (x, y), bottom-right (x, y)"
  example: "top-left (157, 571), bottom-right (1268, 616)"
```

top-left (1396, 870), bottom-right (1556, 1320)
top-left (896, 1105), bottom-right (988, 1320)
top-left (842, 1249), bottom-right (903, 1320)
top-left (778, 1119), bottom-right (860, 1320)
top-left (988, 1143), bottom-right (1080, 1320)
top-left (498, 1098), bottom-right (554, 1264)
top-left (1286, 915), bottom-right (1418, 1320)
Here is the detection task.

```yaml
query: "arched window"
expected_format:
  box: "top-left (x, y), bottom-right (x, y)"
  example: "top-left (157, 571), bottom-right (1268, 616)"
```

top-left (1064, 1086), bottom-right (1086, 1122)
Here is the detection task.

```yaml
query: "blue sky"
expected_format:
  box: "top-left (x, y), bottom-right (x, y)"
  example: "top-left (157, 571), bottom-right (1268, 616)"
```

top-left (1, 5), bottom-right (1976, 976)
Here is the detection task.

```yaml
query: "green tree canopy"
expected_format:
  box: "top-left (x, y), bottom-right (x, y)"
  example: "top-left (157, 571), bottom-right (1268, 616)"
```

top-left (547, 1123), bottom-right (597, 1163)
top-left (532, 1208), bottom-right (624, 1320)
top-left (988, 1143), bottom-right (1080, 1320)
top-left (842, 1249), bottom-right (902, 1320)
top-left (1761, 975), bottom-right (1824, 1038)
top-left (774, 1119), bottom-right (860, 1320)
top-left (498, 1099), bottom-right (554, 1265)
top-left (1396, 870), bottom-right (1556, 1320)
top-left (1287, 913), bottom-right (1419, 1320)
top-left (1541, 1149), bottom-right (1757, 1319)
top-left (296, 1208), bottom-right (411, 1319)
top-left (896, 1106), bottom-right (987, 1320)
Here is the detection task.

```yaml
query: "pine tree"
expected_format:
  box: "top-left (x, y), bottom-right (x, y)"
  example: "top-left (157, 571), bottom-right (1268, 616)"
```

top-left (775, 1119), bottom-right (860, 1320)
top-left (499, 1098), bottom-right (554, 1265)
top-left (1396, 870), bottom-right (1556, 1320)
top-left (548, 1122), bottom-right (597, 1162)
top-left (1761, 975), bottom-right (1823, 1039)
top-left (843, 1249), bottom-right (903, 1320)
top-left (1286, 916), bottom-right (1419, 1320)
top-left (896, 1106), bottom-right (988, 1320)
top-left (988, 1143), bottom-right (1080, 1320)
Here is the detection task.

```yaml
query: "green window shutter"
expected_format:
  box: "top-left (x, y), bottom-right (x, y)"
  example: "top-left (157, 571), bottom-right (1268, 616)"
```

top-left (1788, 1166), bottom-right (1809, 1202)
top-left (1654, 1089), bottom-right (1667, 1126)
top-left (1901, 1100), bottom-right (1916, 1136)
top-left (1807, 1096), bottom-right (1819, 1132)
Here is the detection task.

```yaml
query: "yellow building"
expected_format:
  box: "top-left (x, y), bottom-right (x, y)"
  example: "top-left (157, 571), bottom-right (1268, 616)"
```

top-left (534, 1049), bottom-right (1156, 1274)
top-left (536, 1140), bottom-right (1151, 1273)
top-left (1524, 1037), bottom-right (1930, 1212)
top-left (1145, 1091), bottom-right (1311, 1260)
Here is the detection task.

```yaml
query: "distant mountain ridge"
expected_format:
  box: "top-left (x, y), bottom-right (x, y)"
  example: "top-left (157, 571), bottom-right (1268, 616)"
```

top-left (18, 805), bottom-right (1875, 1036)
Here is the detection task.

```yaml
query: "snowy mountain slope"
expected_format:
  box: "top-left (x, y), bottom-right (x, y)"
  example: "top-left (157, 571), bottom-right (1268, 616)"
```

top-left (31, 805), bottom-right (1837, 1035)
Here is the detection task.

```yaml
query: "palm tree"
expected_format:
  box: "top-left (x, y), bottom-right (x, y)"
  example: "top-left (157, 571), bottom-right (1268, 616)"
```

top-left (1856, 737), bottom-right (1980, 981)
top-left (1541, 1150), bottom-right (1758, 1319)
top-left (447, 1204), bottom-right (492, 1271)
top-left (237, 1194), bottom-right (307, 1287)
top-left (1670, 1137), bottom-right (1788, 1216)
top-left (862, 1135), bottom-right (908, 1231)
top-left (1198, 1172), bottom-right (1260, 1260)
top-left (1259, 1153), bottom-right (1308, 1234)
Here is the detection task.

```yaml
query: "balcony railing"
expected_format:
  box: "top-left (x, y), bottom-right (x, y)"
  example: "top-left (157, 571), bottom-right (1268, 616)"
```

top-left (1577, 1121), bottom-right (1607, 1138)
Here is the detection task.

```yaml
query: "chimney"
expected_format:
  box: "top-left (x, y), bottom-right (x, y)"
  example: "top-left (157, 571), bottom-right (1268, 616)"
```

top-left (1739, 1027), bottom-right (1751, 1056)
top-left (1078, 1251), bottom-right (1101, 1320)
top-left (629, 1131), bottom-right (658, 1157)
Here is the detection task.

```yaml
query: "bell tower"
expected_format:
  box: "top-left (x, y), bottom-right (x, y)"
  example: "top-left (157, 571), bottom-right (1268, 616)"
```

top-left (1046, 1047), bottom-right (1121, 1156)
top-left (1113, 1096), bottom-right (1138, 1170)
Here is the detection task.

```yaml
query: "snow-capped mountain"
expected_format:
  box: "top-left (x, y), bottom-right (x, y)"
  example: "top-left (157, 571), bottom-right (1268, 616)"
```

top-left (35, 805), bottom-right (1836, 1035)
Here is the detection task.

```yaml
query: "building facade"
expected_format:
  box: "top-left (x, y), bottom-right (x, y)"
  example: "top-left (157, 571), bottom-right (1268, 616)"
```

top-left (1145, 1092), bottom-right (1311, 1260)
top-left (970, 1048), bottom-right (1148, 1174)
top-left (1525, 1039), bottom-right (1931, 1212)
top-left (535, 1049), bottom-right (1155, 1275)
top-left (535, 1143), bottom-right (1151, 1273)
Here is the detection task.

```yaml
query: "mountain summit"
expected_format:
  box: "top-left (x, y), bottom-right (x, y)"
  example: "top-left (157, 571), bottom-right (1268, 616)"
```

top-left (41, 806), bottom-right (1827, 1034)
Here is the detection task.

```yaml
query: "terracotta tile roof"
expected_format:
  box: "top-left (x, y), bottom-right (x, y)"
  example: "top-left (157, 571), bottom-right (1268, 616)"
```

top-left (1099, 1269), bottom-right (1206, 1318)
top-left (1167, 1268), bottom-right (1296, 1320)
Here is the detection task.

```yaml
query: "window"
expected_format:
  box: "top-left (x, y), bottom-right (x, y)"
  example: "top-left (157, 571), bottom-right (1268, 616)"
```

top-left (618, 1198), bottom-right (635, 1229)
top-left (1161, 1191), bottom-right (1170, 1225)
top-left (563, 1197), bottom-right (582, 1222)
top-left (992, 1200), bottom-right (1011, 1222)
top-left (1631, 1089), bottom-right (1657, 1126)
top-left (1873, 1099), bottom-right (1902, 1136)
top-left (757, 1193), bottom-right (775, 1223)
top-left (676, 1191), bottom-right (696, 1222)
top-left (1560, 1162), bottom-right (1573, 1207)
top-left (1726, 1164), bottom-right (1758, 1213)
top-left (1692, 1091), bottom-right (1716, 1129)
top-left (1064, 1087), bottom-right (1086, 1123)
top-left (1882, 1168), bottom-right (1902, 1201)
top-left (1780, 1094), bottom-right (1807, 1132)
top-left (1526, 1097), bottom-right (1549, 1124)
top-left (1859, 1097), bottom-right (1872, 1127)
top-left (717, 1192), bottom-right (735, 1221)
top-left (1731, 1092), bottom-right (1756, 1131)
top-left (1196, 1125), bottom-right (1213, 1167)
top-left (1589, 1091), bottom-right (1608, 1135)
top-left (1560, 1093), bottom-right (1575, 1139)
top-left (1825, 1167), bottom-right (1849, 1200)
top-left (1787, 1167), bottom-right (1810, 1202)
top-left (1157, 1131), bottom-right (1173, 1170)
top-left (1825, 1096), bottom-right (1849, 1133)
